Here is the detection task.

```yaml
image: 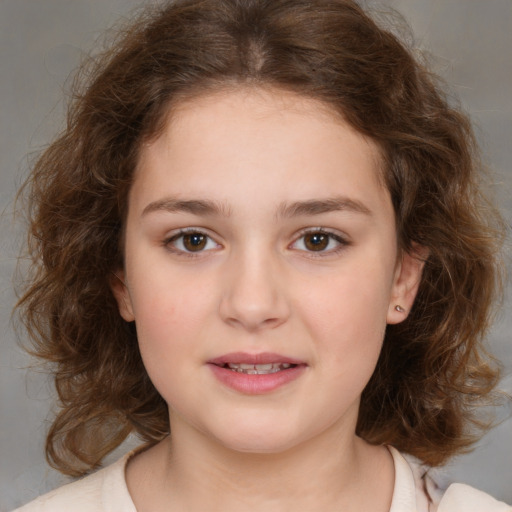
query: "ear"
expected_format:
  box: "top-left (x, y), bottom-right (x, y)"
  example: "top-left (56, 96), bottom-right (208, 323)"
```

top-left (109, 270), bottom-right (135, 322)
top-left (386, 245), bottom-right (428, 325)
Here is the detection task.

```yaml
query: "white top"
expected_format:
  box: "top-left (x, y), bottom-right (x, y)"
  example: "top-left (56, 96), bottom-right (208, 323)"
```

top-left (13, 446), bottom-right (511, 512)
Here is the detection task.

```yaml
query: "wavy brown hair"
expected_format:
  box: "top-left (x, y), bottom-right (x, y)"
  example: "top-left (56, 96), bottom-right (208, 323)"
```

top-left (17, 0), bottom-right (504, 476)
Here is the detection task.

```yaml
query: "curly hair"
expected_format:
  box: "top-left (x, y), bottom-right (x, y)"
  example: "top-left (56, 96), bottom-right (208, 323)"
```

top-left (17, 0), bottom-right (504, 476)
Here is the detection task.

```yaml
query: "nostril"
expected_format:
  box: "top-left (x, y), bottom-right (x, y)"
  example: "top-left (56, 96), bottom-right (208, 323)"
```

top-left (218, 269), bottom-right (290, 331)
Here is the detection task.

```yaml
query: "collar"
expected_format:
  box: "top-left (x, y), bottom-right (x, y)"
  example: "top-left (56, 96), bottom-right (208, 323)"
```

top-left (388, 445), bottom-right (419, 512)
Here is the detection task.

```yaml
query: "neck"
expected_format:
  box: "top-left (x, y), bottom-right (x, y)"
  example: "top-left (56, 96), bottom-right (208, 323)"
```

top-left (127, 413), bottom-right (394, 512)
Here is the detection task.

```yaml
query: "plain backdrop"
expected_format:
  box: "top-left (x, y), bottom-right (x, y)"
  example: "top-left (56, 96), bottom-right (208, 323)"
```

top-left (1, 1), bottom-right (511, 510)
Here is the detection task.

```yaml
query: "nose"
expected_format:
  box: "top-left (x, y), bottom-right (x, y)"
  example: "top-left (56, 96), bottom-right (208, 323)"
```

top-left (219, 249), bottom-right (290, 332)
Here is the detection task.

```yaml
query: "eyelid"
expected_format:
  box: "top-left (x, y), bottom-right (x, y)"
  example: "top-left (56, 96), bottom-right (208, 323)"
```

top-left (162, 226), bottom-right (350, 258)
top-left (289, 227), bottom-right (350, 256)
top-left (163, 227), bottom-right (222, 257)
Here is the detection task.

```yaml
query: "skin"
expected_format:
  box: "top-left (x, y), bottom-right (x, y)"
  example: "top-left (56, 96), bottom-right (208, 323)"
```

top-left (112, 87), bottom-right (424, 512)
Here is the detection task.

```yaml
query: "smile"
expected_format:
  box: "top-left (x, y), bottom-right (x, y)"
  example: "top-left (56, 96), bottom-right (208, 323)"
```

top-left (207, 353), bottom-right (306, 394)
top-left (223, 363), bottom-right (294, 374)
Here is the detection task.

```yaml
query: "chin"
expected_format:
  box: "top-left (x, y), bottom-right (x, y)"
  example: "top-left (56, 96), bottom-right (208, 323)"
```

top-left (206, 418), bottom-right (311, 456)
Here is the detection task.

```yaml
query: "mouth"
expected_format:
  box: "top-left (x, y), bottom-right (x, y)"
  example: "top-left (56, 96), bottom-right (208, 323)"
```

top-left (207, 352), bottom-right (306, 394)
top-left (220, 362), bottom-right (296, 375)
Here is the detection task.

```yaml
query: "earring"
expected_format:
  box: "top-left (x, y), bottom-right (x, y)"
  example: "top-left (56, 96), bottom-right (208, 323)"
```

top-left (394, 305), bottom-right (405, 313)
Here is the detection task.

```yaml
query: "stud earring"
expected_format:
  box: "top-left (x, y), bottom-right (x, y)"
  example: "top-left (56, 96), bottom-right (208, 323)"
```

top-left (394, 305), bottom-right (405, 313)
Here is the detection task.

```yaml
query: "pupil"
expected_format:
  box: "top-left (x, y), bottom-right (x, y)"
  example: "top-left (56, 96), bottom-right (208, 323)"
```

top-left (184, 233), bottom-right (206, 251)
top-left (306, 233), bottom-right (328, 251)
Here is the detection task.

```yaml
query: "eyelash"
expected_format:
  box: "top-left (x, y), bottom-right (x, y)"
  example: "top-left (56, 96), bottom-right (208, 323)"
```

top-left (290, 228), bottom-right (350, 257)
top-left (163, 228), bottom-right (350, 258)
top-left (163, 228), bottom-right (220, 258)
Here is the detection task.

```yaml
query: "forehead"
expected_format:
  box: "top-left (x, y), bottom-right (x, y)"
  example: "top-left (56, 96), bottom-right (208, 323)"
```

top-left (132, 87), bottom-right (389, 216)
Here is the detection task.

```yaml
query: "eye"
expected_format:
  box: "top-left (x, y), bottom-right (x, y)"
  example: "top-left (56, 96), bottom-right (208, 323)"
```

top-left (165, 229), bottom-right (220, 254)
top-left (291, 229), bottom-right (348, 254)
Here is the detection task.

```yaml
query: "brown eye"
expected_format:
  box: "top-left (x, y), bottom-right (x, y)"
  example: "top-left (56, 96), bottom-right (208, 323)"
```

top-left (166, 230), bottom-right (219, 255)
top-left (304, 232), bottom-right (329, 251)
top-left (182, 233), bottom-right (207, 252)
top-left (291, 230), bottom-right (347, 255)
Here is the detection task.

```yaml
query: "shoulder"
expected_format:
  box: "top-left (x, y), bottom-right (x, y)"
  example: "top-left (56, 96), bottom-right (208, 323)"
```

top-left (12, 453), bottom-right (136, 512)
top-left (389, 446), bottom-right (511, 512)
top-left (437, 483), bottom-right (512, 512)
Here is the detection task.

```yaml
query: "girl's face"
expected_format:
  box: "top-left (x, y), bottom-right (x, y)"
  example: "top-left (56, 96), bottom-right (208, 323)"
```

top-left (113, 88), bottom-right (423, 454)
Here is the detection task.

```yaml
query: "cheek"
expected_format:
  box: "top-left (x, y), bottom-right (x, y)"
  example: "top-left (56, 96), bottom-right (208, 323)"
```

top-left (128, 282), bottom-right (214, 412)
top-left (127, 268), bottom-right (216, 372)
top-left (296, 257), bottom-right (393, 364)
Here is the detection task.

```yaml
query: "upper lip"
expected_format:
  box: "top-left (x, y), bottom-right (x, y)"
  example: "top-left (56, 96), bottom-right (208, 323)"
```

top-left (207, 352), bottom-right (305, 366)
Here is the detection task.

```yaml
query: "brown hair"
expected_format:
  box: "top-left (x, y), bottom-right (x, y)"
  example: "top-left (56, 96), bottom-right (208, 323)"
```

top-left (17, 0), bottom-right (504, 476)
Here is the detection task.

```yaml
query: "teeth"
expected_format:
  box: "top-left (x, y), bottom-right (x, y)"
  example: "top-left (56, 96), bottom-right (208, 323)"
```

top-left (225, 362), bottom-right (294, 374)
top-left (240, 363), bottom-right (259, 370)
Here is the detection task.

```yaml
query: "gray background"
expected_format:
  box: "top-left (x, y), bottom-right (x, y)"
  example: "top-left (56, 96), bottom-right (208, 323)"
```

top-left (1, 1), bottom-right (511, 510)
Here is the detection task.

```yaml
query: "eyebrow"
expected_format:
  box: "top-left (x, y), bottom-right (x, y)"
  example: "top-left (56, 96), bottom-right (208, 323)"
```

top-left (142, 198), bottom-right (232, 217)
top-left (141, 195), bottom-right (371, 218)
top-left (276, 196), bottom-right (372, 218)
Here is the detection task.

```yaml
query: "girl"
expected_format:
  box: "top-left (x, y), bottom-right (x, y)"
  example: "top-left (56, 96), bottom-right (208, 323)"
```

top-left (14, 0), bottom-right (510, 510)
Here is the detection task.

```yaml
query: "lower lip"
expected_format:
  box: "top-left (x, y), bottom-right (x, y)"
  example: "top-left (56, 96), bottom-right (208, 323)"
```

top-left (208, 364), bottom-right (306, 394)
